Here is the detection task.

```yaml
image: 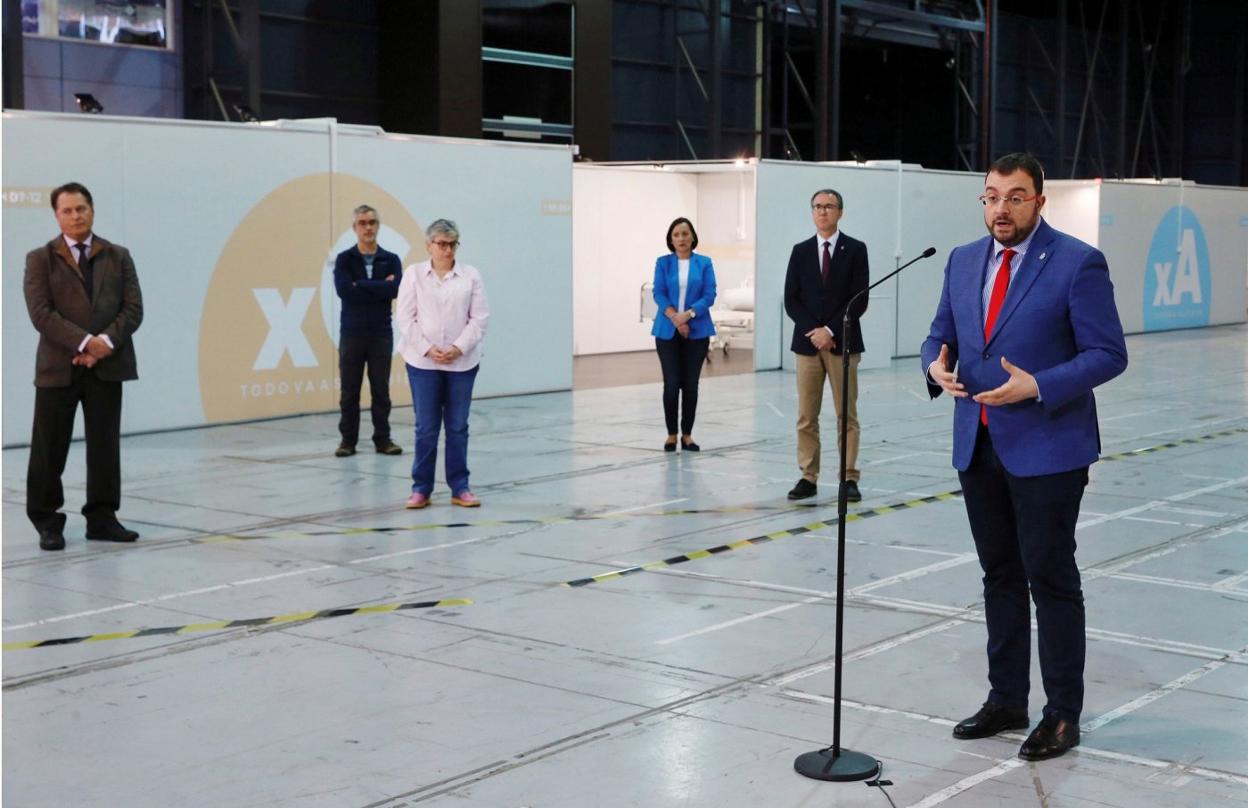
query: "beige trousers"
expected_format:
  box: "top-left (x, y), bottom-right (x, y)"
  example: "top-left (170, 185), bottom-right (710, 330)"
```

top-left (795, 351), bottom-right (860, 483)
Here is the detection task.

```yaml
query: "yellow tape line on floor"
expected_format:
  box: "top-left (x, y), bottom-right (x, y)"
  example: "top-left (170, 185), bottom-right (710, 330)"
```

top-left (561, 491), bottom-right (964, 587)
top-left (3, 598), bottom-right (472, 651)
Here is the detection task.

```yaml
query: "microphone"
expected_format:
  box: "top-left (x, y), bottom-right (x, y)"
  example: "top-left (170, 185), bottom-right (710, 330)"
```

top-left (921, 246), bottom-right (937, 259)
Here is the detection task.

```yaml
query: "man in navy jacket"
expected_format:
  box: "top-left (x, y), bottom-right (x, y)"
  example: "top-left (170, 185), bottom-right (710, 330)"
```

top-left (333, 205), bottom-right (403, 457)
top-left (921, 153), bottom-right (1127, 761)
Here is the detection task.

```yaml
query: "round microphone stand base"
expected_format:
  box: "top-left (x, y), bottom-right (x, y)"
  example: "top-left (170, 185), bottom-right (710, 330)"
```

top-left (793, 747), bottom-right (880, 782)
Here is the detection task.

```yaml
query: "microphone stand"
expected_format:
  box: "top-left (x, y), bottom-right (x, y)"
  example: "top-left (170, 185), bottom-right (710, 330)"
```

top-left (793, 246), bottom-right (937, 782)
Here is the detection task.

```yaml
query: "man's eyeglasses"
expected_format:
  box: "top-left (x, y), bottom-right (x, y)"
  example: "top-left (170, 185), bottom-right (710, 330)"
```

top-left (811, 203), bottom-right (841, 213)
top-left (356, 219), bottom-right (379, 228)
top-left (431, 240), bottom-right (459, 249)
top-left (979, 194), bottom-right (1037, 208)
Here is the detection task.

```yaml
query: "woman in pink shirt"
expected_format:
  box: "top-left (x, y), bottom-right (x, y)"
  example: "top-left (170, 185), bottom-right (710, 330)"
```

top-left (395, 219), bottom-right (490, 508)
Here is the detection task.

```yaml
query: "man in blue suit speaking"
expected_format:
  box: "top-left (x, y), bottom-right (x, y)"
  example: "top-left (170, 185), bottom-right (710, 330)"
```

top-left (921, 153), bottom-right (1128, 761)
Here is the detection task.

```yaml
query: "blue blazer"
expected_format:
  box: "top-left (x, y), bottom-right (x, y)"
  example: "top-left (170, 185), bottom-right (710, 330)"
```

top-left (919, 219), bottom-right (1128, 477)
top-left (651, 252), bottom-right (717, 340)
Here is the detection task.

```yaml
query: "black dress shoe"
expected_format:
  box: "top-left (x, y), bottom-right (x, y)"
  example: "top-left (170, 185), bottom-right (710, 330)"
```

top-left (1018, 715), bottom-right (1080, 760)
top-left (681, 439), bottom-right (700, 452)
top-left (374, 441), bottom-right (403, 455)
top-left (788, 478), bottom-right (817, 500)
top-left (841, 480), bottom-right (862, 502)
top-left (952, 702), bottom-right (1030, 740)
top-left (664, 440), bottom-right (677, 452)
top-left (86, 520), bottom-right (139, 543)
top-left (39, 526), bottom-right (66, 551)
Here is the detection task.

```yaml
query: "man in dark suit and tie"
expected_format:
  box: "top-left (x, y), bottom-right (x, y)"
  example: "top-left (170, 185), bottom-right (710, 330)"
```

top-left (921, 153), bottom-right (1128, 760)
top-left (783, 188), bottom-right (870, 502)
top-left (24, 182), bottom-right (144, 551)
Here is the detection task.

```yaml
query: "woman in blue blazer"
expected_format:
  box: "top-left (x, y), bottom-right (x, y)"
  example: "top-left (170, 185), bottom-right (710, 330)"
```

top-left (652, 217), bottom-right (717, 451)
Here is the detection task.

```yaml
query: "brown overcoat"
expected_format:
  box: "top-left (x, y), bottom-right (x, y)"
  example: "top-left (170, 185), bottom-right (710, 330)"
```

top-left (23, 235), bottom-right (143, 387)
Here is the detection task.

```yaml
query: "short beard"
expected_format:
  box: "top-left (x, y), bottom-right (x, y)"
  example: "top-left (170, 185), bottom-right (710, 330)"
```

top-left (985, 217), bottom-right (1036, 248)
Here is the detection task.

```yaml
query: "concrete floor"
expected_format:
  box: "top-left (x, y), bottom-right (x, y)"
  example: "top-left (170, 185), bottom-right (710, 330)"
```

top-left (3, 324), bottom-right (1246, 808)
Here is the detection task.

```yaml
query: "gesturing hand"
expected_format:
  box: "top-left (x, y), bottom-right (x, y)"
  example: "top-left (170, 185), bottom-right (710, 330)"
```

top-left (927, 343), bottom-right (966, 397)
top-left (973, 356), bottom-right (1039, 407)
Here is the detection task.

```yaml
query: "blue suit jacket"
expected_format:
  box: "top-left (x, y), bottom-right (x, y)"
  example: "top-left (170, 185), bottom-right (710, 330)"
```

top-left (919, 219), bottom-right (1128, 476)
top-left (651, 252), bottom-right (717, 340)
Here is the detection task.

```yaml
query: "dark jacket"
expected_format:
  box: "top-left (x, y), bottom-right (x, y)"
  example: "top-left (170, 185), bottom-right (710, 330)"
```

top-left (24, 235), bottom-right (143, 387)
top-left (783, 232), bottom-right (870, 355)
top-left (333, 245), bottom-right (402, 336)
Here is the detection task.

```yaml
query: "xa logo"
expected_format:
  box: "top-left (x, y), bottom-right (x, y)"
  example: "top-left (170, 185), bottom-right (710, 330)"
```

top-left (1143, 205), bottom-right (1210, 331)
top-left (199, 172), bottom-right (424, 423)
top-left (252, 288), bottom-right (318, 369)
top-left (1151, 228), bottom-right (1203, 307)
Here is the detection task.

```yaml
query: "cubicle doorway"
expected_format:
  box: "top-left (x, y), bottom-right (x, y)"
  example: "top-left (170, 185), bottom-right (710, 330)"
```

top-left (571, 161), bottom-right (757, 389)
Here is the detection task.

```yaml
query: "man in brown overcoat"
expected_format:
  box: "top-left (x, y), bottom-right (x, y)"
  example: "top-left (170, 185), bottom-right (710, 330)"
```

top-left (24, 182), bottom-right (144, 551)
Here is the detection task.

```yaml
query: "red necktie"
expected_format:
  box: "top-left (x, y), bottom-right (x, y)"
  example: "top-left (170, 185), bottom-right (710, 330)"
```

top-left (821, 241), bottom-right (831, 283)
top-left (981, 248), bottom-right (1015, 426)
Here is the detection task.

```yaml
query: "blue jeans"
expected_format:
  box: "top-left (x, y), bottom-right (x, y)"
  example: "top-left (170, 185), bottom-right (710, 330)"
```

top-left (406, 364), bottom-right (479, 495)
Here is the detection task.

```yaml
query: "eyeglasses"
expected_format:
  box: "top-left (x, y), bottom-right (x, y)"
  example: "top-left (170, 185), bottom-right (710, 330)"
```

top-left (430, 240), bottom-right (459, 249)
top-left (356, 219), bottom-right (379, 227)
top-left (979, 194), bottom-right (1037, 208)
top-left (811, 203), bottom-right (841, 213)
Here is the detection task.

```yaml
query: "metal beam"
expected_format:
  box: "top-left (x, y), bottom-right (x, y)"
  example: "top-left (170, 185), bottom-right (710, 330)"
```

top-left (838, 0), bottom-right (986, 33)
top-left (1236, 1), bottom-right (1247, 184)
top-left (816, 0), bottom-right (829, 160)
top-left (830, 0), bottom-right (842, 161)
top-left (1070, 0), bottom-right (1109, 177)
top-left (709, 0), bottom-right (722, 157)
top-left (3, 0), bottom-right (25, 109)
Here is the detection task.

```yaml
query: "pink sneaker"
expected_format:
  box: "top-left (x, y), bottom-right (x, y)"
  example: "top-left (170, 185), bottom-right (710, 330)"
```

top-left (451, 490), bottom-right (480, 507)
top-left (405, 492), bottom-right (430, 509)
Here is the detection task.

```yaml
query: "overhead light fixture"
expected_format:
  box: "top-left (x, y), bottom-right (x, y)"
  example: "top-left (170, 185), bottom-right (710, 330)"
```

top-left (73, 93), bottom-right (104, 114)
top-left (233, 103), bottom-right (260, 123)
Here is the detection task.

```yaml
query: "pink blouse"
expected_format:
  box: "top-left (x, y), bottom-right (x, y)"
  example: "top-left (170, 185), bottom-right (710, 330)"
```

top-left (395, 260), bottom-right (490, 372)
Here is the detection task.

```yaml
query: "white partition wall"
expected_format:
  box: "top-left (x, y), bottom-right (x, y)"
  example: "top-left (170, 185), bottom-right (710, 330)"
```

top-left (1096, 181), bottom-right (1248, 334)
top-left (894, 168), bottom-right (987, 358)
top-left (1042, 179), bottom-right (1102, 247)
top-left (571, 163), bottom-right (755, 356)
top-left (571, 166), bottom-right (697, 355)
top-left (754, 161), bottom-right (904, 371)
top-left (2, 112), bottom-right (573, 445)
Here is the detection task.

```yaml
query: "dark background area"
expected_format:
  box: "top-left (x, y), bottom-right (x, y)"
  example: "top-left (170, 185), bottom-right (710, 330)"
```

top-left (4, 0), bottom-right (1244, 185)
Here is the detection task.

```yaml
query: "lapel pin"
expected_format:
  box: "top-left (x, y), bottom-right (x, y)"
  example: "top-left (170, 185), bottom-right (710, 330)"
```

top-left (1039, 252), bottom-right (1046, 261)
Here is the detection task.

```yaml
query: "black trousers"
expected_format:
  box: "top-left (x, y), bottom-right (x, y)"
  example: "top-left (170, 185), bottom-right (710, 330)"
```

top-left (655, 335), bottom-right (709, 436)
top-left (958, 425), bottom-right (1089, 723)
top-left (27, 369), bottom-right (123, 530)
top-left (338, 332), bottom-right (393, 447)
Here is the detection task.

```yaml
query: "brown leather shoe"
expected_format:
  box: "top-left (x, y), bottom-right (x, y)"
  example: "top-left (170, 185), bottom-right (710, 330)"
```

top-left (1018, 715), bottom-right (1080, 760)
top-left (952, 702), bottom-right (1030, 739)
top-left (375, 441), bottom-right (403, 455)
